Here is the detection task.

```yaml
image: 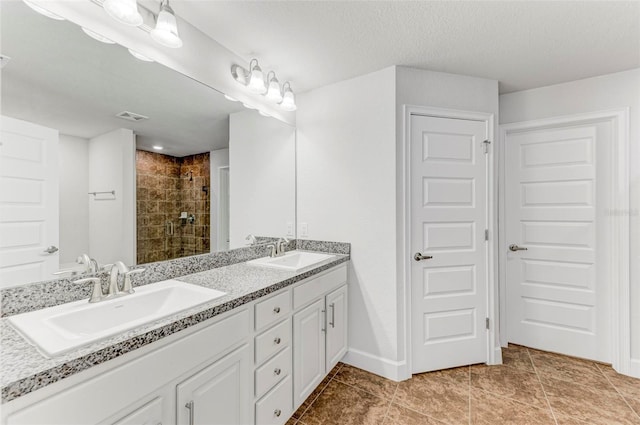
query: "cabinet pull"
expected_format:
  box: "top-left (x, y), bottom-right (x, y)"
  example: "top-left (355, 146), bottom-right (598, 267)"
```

top-left (185, 401), bottom-right (194, 425)
top-left (274, 367), bottom-right (281, 375)
top-left (273, 306), bottom-right (281, 314)
top-left (274, 337), bottom-right (281, 345)
top-left (274, 409), bottom-right (282, 417)
top-left (329, 302), bottom-right (335, 328)
top-left (321, 309), bottom-right (326, 333)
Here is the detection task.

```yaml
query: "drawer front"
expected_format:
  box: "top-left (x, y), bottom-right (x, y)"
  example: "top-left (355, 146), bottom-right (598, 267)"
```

top-left (255, 346), bottom-right (291, 398)
top-left (255, 290), bottom-right (291, 331)
top-left (293, 264), bottom-right (347, 310)
top-left (255, 318), bottom-right (291, 364)
top-left (255, 376), bottom-right (293, 425)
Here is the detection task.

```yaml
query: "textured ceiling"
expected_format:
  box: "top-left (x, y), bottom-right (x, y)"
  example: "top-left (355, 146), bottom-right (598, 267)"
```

top-left (173, 1), bottom-right (640, 94)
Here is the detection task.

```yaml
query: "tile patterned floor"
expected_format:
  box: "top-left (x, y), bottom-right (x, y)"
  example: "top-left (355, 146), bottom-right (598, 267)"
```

top-left (287, 344), bottom-right (640, 425)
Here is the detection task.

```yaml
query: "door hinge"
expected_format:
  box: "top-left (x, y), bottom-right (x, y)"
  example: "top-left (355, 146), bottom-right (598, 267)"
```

top-left (483, 139), bottom-right (491, 154)
top-left (485, 317), bottom-right (490, 330)
top-left (484, 229), bottom-right (489, 241)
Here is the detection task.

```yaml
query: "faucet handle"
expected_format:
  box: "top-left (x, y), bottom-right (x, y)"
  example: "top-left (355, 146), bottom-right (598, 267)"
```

top-left (74, 277), bottom-right (104, 303)
top-left (122, 268), bottom-right (145, 294)
top-left (266, 244), bottom-right (276, 258)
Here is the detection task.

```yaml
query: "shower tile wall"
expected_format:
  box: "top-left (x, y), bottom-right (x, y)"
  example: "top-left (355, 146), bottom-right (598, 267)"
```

top-left (136, 150), bottom-right (210, 264)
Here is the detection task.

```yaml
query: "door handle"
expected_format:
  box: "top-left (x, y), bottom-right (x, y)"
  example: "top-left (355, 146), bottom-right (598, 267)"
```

top-left (509, 244), bottom-right (528, 252)
top-left (414, 252), bottom-right (433, 261)
top-left (43, 246), bottom-right (59, 254)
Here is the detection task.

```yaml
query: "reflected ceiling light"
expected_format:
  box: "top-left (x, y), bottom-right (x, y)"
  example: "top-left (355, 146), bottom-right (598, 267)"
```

top-left (258, 110), bottom-right (271, 117)
top-left (242, 103), bottom-right (257, 110)
top-left (224, 94), bottom-right (238, 102)
top-left (265, 71), bottom-right (283, 103)
top-left (153, 146), bottom-right (163, 150)
top-left (280, 82), bottom-right (297, 112)
top-left (102, 0), bottom-right (143, 26)
top-left (150, 0), bottom-right (183, 48)
top-left (82, 27), bottom-right (116, 44)
top-left (128, 49), bottom-right (154, 62)
top-left (23, 0), bottom-right (65, 20)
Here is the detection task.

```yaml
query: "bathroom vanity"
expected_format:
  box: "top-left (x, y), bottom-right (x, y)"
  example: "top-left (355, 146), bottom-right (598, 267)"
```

top-left (0, 245), bottom-right (349, 425)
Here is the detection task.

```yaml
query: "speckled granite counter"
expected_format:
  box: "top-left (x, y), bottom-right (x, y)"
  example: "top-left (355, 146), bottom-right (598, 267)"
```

top-left (1, 252), bottom-right (349, 403)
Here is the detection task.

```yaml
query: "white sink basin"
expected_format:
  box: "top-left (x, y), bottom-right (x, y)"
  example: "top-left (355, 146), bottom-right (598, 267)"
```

top-left (247, 250), bottom-right (334, 272)
top-left (8, 280), bottom-right (226, 357)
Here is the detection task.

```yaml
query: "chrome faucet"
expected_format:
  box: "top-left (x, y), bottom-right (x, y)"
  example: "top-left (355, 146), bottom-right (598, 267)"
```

top-left (245, 234), bottom-right (257, 245)
top-left (77, 253), bottom-right (99, 273)
top-left (275, 238), bottom-right (290, 257)
top-left (74, 261), bottom-right (145, 303)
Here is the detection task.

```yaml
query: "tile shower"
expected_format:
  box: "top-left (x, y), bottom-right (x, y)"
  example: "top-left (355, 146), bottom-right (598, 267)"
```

top-left (136, 150), bottom-right (210, 263)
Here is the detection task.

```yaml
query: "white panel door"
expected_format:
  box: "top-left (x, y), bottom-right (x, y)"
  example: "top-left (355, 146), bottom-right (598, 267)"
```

top-left (325, 285), bottom-right (348, 371)
top-left (0, 115), bottom-right (59, 287)
top-left (506, 122), bottom-right (611, 362)
top-left (411, 115), bottom-right (488, 373)
top-left (293, 298), bottom-right (325, 407)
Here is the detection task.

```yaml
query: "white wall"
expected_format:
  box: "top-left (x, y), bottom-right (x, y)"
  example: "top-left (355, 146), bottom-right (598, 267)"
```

top-left (58, 135), bottom-right (89, 267)
top-left (88, 129), bottom-right (136, 266)
top-left (210, 148), bottom-right (229, 252)
top-left (297, 66), bottom-right (499, 380)
top-left (499, 68), bottom-right (640, 369)
top-left (228, 111), bottom-right (296, 249)
top-left (297, 67), bottom-right (399, 375)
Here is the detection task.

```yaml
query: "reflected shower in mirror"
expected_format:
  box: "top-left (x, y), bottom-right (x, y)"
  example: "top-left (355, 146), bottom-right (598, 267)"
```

top-left (0, 1), bottom-right (295, 288)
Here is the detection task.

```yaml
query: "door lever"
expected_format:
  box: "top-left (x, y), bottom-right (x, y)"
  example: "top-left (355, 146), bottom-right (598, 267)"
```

top-left (509, 244), bottom-right (528, 252)
top-left (414, 252), bottom-right (433, 261)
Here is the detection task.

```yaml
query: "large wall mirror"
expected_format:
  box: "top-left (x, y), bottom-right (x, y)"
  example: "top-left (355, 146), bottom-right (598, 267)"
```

top-left (0, 1), bottom-right (296, 287)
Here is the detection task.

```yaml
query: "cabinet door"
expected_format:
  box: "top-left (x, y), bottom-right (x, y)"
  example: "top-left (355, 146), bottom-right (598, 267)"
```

top-left (111, 397), bottom-right (164, 425)
top-left (176, 344), bottom-right (251, 425)
top-left (325, 285), bottom-right (348, 371)
top-left (293, 298), bottom-right (326, 408)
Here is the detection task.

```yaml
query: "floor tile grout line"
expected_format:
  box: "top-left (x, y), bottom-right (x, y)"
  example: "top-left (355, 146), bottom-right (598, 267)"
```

top-left (380, 382), bottom-right (399, 425)
top-left (295, 364), bottom-right (342, 423)
top-left (527, 347), bottom-right (559, 425)
top-left (473, 386), bottom-right (559, 412)
top-left (595, 362), bottom-right (640, 420)
top-left (388, 401), bottom-right (457, 425)
top-left (330, 376), bottom-right (395, 402)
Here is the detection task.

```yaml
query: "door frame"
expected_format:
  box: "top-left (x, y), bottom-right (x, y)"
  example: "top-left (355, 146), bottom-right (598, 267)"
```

top-left (401, 105), bottom-right (499, 380)
top-left (498, 108), bottom-right (632, 375)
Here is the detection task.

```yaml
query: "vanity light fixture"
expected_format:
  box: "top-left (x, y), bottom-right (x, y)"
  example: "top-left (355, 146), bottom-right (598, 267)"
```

top-left (102, 0), bottom-right (143, 26)
top-left (247, 59), bottom-right (266, 94)
top-left (265, 71), bottom-right (283, 103)
top-left (150, 0), bottom-right (183, 49)
top-left (82, 27), bottom-right (116, 44)
top-left (23, 0), bottom-right (65, 20)
top-left (128, 49), bottom-right (154, 62)
top-left (280, 82), bottom-right (297, 112)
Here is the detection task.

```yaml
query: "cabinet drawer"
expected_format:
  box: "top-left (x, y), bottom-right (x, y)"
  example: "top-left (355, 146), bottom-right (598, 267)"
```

top-left (255, 319), bottom-right (291, 364)
top-left (255, 346), bottom-right (291, 398)
top-left (293, 264), bottom-right (347, 309)
top-left (255, 375), bottom-right (292, 425)
top-left (255, 291), bottom-right (291, 331)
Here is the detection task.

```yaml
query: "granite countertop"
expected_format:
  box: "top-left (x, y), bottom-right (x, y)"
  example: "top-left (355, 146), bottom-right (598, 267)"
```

top-left (1, 252), bottom-right (349, 403)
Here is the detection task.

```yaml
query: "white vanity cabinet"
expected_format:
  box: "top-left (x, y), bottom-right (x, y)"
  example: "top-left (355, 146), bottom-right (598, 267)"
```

top-left (292, 265), bottom-right (348, 408)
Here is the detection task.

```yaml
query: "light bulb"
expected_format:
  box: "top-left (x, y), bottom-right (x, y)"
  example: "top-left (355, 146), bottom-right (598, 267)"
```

top-left (23, 0), bottom-right (65, 20)
top-left (265, 77), bottom-right (283, 103)
top-left (247, 63), bottom-right (265, 94)
top-left (280, 85), bottom-right (297, 112)
top-left (102, 0), bottom-right (143, 26)
top-left (150, 0), bottom-right (183, 48)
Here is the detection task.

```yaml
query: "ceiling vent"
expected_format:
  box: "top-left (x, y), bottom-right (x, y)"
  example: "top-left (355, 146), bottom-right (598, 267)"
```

top-left (0, 55), bottom-right (12, 69)
top-left (116, 111), bottom-right (149, 122)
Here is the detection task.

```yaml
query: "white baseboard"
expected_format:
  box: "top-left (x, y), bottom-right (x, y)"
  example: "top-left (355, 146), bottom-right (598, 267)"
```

top-left (629, 358), bottom-right (640, 378)
top-left (342, 348), bottom-right (409, 382)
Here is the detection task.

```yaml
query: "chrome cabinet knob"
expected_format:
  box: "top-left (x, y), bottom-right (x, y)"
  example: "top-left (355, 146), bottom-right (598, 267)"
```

top-left (273, 306), bottom-right (281, 314)
top-left (274, 368), bottom-right (281, 375)
top-left (414, 252), bottom-right (433, 261)
top-left (274, 409), bottom-right (282, 417)
top-left (274, 337), bottom-right (281, 344)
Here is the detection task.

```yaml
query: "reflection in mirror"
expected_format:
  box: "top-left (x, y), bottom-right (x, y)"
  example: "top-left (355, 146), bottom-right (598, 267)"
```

top-left (0, 1), bottom-right (296, 288)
